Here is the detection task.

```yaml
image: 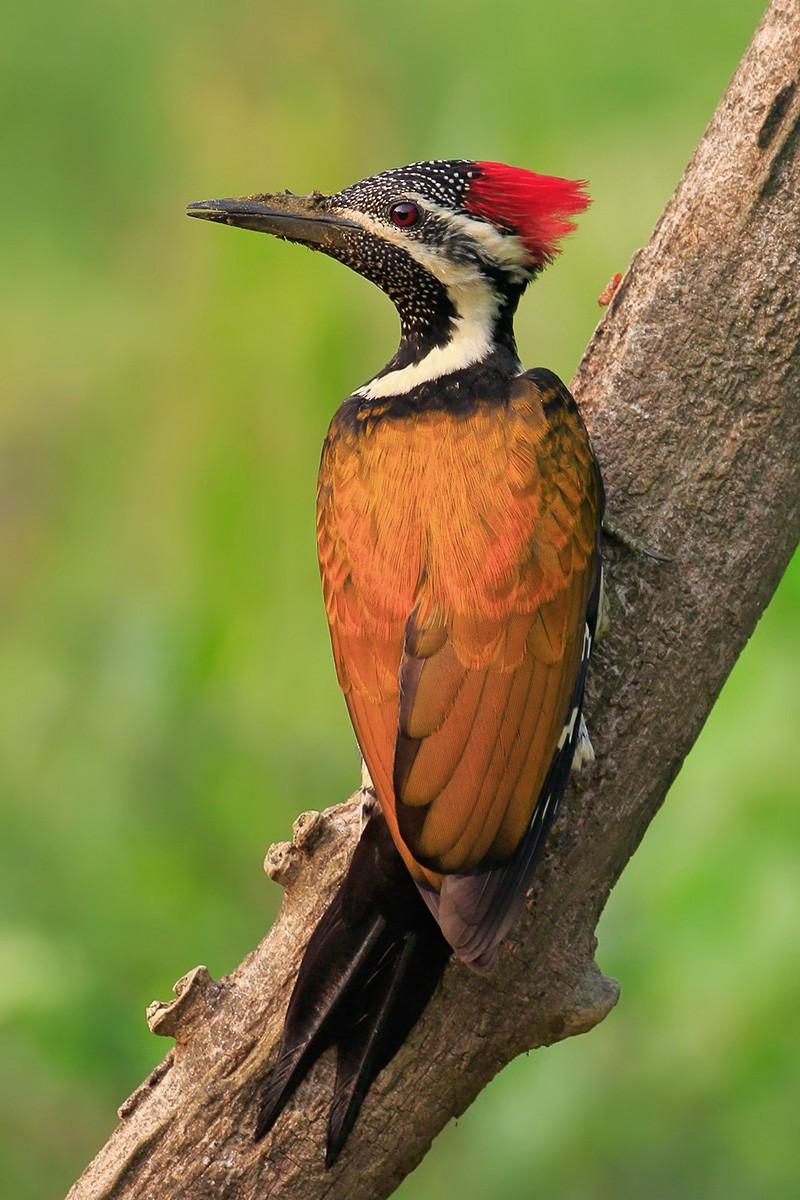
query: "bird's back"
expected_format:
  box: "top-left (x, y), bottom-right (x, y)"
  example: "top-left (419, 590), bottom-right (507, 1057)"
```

top-left (317, 368), bottom-right (602, 947)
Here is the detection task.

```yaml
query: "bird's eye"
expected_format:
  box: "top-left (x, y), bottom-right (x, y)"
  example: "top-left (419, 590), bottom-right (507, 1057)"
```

top-left (389, 202), bottom-right (420, 228)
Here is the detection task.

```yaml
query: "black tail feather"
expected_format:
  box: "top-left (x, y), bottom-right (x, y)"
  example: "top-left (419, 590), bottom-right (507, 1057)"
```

top-left (256, 804), bottom-right (451, 1163)
top-left (325, 934), bottom-right (417, 1167)
top-left (254, 894), bottom-right (385, 1141)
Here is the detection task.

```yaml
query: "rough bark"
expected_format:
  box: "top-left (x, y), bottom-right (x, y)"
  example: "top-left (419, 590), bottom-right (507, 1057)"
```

top-left (68, 3), bottom-right (800, 1197)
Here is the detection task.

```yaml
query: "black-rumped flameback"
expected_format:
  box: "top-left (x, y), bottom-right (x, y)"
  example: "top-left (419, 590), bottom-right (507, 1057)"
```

top-left (188, 159), bottom-right (603, 1165)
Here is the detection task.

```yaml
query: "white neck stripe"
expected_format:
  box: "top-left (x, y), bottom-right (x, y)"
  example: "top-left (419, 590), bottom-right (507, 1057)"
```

top-left (355, 273), bottom-right (505, 399)
top-left (355, 323), bottom-right (490, 399)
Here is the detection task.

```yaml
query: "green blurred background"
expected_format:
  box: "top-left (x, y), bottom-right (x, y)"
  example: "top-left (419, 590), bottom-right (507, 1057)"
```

top-left (1, 1), bottom-right (798, 1196)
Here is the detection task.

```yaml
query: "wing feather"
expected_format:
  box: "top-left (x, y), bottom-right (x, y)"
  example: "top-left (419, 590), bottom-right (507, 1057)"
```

top-left (415, 666), bottom-right (518, 869)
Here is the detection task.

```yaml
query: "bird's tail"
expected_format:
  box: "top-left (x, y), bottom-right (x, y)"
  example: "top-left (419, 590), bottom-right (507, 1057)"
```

top-left (255, 801), bottom-right (451, 1167)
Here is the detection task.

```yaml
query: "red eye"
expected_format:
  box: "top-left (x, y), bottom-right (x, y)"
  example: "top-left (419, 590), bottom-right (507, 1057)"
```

top-left (389, 202), bottom-right (420, 228)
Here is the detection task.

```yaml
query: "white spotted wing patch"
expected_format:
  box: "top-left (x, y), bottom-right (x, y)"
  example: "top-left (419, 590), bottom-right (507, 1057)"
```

top-left (559, 622), bottom-right (592, 752)
top-left (572, 715), bottom-right (595, 773)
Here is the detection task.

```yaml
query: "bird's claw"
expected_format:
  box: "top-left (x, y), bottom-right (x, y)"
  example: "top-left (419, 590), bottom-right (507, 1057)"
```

top-left (602, 515), bottom-right (672, 563)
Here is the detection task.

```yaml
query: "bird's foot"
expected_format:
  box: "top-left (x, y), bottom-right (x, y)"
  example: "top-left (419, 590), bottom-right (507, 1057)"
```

top-left (602, 515), bottom-right (671, 563)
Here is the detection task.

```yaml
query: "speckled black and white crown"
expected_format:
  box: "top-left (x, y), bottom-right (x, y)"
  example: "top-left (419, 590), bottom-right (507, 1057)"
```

top-left (332, 159), bottom-right (478, 218)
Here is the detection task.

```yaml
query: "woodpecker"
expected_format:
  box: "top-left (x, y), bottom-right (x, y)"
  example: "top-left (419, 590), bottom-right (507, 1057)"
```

top-left (188, 159), bottom-right (603, 1165)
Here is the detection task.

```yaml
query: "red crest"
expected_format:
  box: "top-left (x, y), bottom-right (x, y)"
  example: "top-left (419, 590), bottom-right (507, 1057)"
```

top-left (465, 163), bottom-right (590, 266)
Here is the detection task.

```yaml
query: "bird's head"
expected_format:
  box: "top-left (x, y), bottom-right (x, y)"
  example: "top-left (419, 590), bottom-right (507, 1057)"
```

top-left (188, 160), bottom-right (589, 399)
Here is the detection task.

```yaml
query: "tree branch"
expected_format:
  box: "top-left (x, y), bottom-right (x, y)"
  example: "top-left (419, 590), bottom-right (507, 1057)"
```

top-left (68, 3), bottom-right (800, 1196)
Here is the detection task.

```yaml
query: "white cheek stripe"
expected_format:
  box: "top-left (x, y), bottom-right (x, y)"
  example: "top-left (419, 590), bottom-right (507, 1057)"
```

top-left (417, 198), bottom-right (531, 281)
top-left (335, 197), bottom-right (531, 291)
top-left (335, 201), bottom-right (484, 287)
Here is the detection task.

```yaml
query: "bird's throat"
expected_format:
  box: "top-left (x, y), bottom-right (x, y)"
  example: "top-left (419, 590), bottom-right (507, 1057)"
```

top-left (355, 275), bottom-right (522, 402)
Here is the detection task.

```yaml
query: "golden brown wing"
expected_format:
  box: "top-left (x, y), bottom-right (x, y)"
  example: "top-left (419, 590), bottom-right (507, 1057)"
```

top-left (317, 370), bottom-right (602, 894)
top-left (391, 372), bottom-right (600, 874)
